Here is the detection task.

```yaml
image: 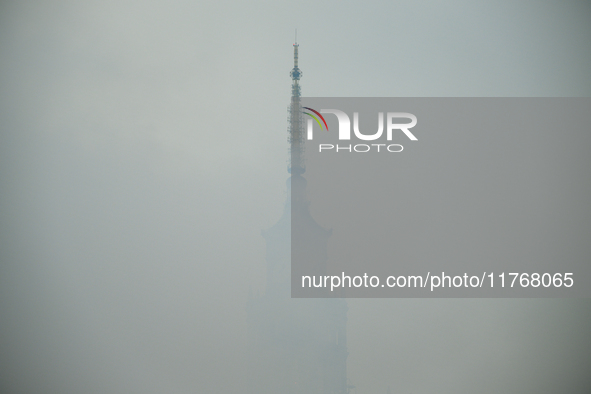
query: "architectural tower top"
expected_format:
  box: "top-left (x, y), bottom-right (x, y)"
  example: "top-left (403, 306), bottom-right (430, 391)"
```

top-left (288, 39), bottom-right (304, 175)
top-left (290, 39), bottom-right (302, 84)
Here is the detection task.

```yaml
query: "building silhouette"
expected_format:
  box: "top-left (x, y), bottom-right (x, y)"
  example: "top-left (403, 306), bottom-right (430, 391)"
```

top-left (246, 41), bottom-right (349, 394)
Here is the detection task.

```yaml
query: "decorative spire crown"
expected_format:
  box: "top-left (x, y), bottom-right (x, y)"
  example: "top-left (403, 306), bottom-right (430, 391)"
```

top-left (290, 43), bottom-right (302, 82)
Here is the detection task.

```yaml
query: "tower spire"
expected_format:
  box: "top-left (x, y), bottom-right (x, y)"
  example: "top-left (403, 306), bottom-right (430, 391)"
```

top-left (290, 42), bottom-right (301, 83)
top-left (289, 40), bottom-right (304, 175)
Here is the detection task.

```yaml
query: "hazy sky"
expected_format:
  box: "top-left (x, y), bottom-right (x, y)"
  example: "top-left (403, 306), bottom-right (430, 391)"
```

top-left (1, 1), bottom-right (590, 393)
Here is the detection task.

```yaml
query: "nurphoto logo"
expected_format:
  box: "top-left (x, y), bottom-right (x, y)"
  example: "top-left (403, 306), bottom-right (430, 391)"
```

top-left (303, 108), bottom-right (418, 153)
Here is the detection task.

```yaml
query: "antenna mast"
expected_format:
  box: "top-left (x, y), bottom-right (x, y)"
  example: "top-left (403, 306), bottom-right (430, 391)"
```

top-left (288, 35), bottom-right (304, 175)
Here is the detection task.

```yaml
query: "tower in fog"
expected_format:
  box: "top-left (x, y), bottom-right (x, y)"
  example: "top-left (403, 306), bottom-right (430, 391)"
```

top-left (246, 41), bottom-right (349, 394)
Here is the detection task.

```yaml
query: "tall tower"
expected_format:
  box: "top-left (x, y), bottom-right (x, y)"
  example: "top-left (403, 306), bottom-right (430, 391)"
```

top-left (288, 40), bottom-right (304, 176)
top-left (246, 41), bottom-right (349, 394)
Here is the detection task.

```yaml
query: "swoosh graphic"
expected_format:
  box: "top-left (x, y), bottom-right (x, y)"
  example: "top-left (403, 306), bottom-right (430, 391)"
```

top-left (303, 112), bottom-right (323, 130)
top-left (303, 107), bottom-right (329, 130)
